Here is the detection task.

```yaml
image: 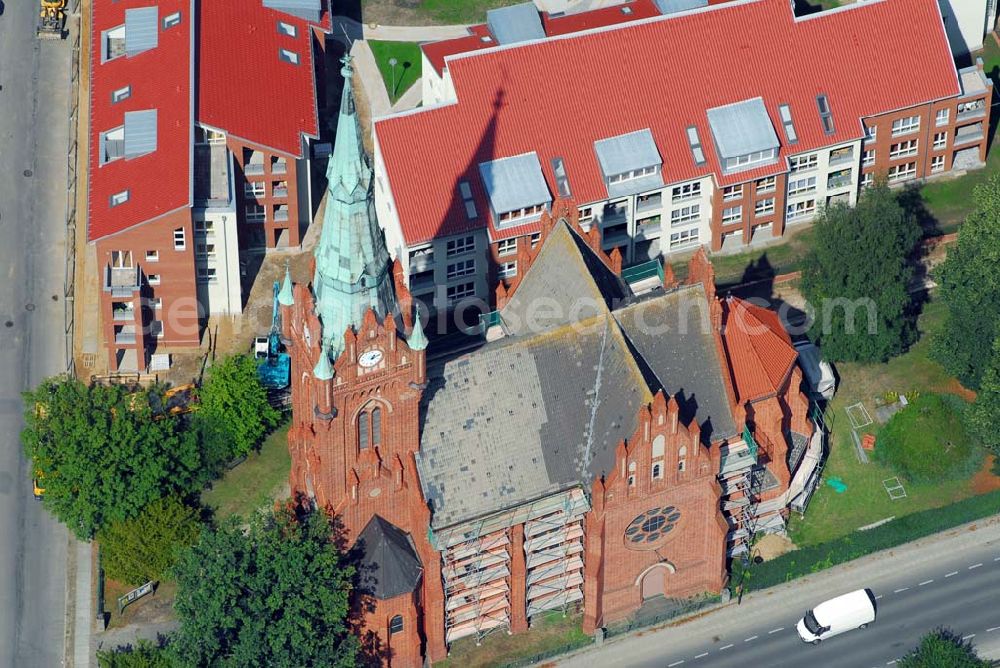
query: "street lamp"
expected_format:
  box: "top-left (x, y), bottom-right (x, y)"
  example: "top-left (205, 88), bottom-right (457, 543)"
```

top-left (389, 57), bottom-right (398, 98)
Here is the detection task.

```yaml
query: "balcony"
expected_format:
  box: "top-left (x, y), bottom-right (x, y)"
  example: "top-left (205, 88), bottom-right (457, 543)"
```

top-left (244, 162), bottom-right (265, 176)
top-left (828, 147), bottom-right (854, 167)
top-left (273, 205), bottom-right (289, 223)
top-left (601, 225), bottom-right (629, 247)
top-left (410, 270), bottom-right (435, 291)
top-left (271, 159), bottom-right (287, 175)
top-left (635, 192), bottom-right (662, 214)
top-left (409, 248), bottom-right (435, 273)
top-left (104, 265), bottom-right (141, 297)
top-left (272, 184), bottom-right (288, 199)
top-left (635, 219), bottom-right (661, 239)
top-left (193, 143), bottom-right (232, 207)
top-left (827, 170), bottom-right (853, 190)
top-left (114, 326), bottom-right (137, 345)
top-left (954, 123), bottom-right (985, 146)
top-left (112, 301), bottom-right (135, 322)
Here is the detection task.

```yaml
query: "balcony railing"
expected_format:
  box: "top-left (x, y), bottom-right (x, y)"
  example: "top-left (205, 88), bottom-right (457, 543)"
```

top-left (104, 265), bottom-right (141, 296)
top-left (272, 186), bottom-right (288, 199)
top-left (273, 207), bottom-right (289, 223)
top-left (828, 151), bottom-right (854, 167)
top-left (272, 161), bottom-right (288, 175)
top-left (112, 308), bottom-right (135, 322)
top-left (410, 272), bottom-right (436, 291)
top-left (245, 162), bottom-right (265, 176)
top-left (954, 124), bottom-right (985, 146)
top-left (635, 195), bottom-right (662, 214)
top-left (114, 329), bottom-right (137, 345)
top-left (827, 173), bottom-right (853, 190)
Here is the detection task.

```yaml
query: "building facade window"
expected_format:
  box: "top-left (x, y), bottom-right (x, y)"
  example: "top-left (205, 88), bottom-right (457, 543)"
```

top-left (497, 238), bottom-right (517, 256)
top-left (147, 273), bottom-right (161, 285)
top-left (652, 463), bottom-right (662, 480)
top-left (936, 108), bottom-right (950, 126)
top-left (447, 282), bottom-right (475, 303)
top-left (446, 259), bottom-right (475, 280)
top-left (862, 149), bottom-right (875, 167)
top-left (145, 250), bottom-right (159, 262)
top-left (863, 123), bottom-right (877, 143)
top-left (933, 132), bottom-right (948, 150)
top-left (887, 162), bottom-right (917, 183)
top-left (671, 182), bottom-right (701, 202)
top-left (607, 164), bottom-right (658, 184)
top-left (789, 154), bottom-right (818, 173)
top-left (196, 267), bottom-right (217, 283)
top-left (578, 206), bottom-right (594, 222)
top-left (246, 204), bottom-right (265, 223)
top-left (722, 206), bottom-right (742, 224)
top-left (891, 115), bottom-right (920, 136)
top-left (786, 199), bottom-right (816, 221)
top-left (670, 204), bottom-right (700, 227)
top-left (861, 172), bottom-right (874, 188)
top-left (245, 182), bottom-right (266, 198)
top-left (678, 445), bottom-right (687, 472)
top-left (669, 228), bottom-right (699, 248)
top-left (446, 235), bottom-right (475, 257)
top-left (722, 184), bottom-right (743, 201)
top-left (390, 615), bottom-right (404, 635)
top-left (498, 261), bottom-right (517, 279)
top-left (755, 198), bottom-right (775, 217)
top-left (173, 228), bottom-right (186, 250)
top-left (889, 139), bottom-right (918, 159)
top-left (498, 203), bottom-right (544, 223)
top-left (530, 233), bottom-right (541, 248)
top-left (931, 155), bottom-right (945, 173)
top-left (756, 176), bottom-right (776, 194)
top-left (787, 176), bottom-right (817, 197)
top-left (724, 148), bottom-right (776, 172)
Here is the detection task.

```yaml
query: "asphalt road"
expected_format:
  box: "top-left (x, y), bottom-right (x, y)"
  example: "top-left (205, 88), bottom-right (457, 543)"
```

top-left (560, 519), bottom-right (1000, 668)
top-left (0, 2), bottom-right (74, 667)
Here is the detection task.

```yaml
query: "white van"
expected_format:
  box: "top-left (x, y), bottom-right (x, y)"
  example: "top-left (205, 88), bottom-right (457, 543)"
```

top-left (794, 340), bottom-right (836, 400)
top-left (796, 589), bottom-right (876, 644)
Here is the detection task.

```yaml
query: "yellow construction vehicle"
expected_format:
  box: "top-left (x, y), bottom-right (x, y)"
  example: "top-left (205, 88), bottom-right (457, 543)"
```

top-left (37, 0), bottom-right (67, 40)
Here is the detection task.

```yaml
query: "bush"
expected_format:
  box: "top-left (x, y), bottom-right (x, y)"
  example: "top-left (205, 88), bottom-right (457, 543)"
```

top-left (873, 393), bottom-right (981, 483)
top-left (97, 496), bottom-right (202, 586)
top-left (738, 489), bottom-right (1000, 592)
top-left (899, 628), bottom-right (990, 668)
top-left (96, 640), bottom-right (175, 668)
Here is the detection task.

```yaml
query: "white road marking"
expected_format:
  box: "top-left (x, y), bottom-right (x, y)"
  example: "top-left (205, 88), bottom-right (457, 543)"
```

top-left (694, 653), bottom-right (709, 659)
top-left (768, 627), bottom-right (784, 634)
top-left (886, 661), bottom-right (897, 666)
top-left (969, 563), bottom-right (983, 570)
top-left (744, 635), bottom-right (758, 642)
top-left (963, 634), bottom-right (976, 640)
top-left (893, 587), bottom-right (909, 593)
top-left (919, 579), bottom-right (933, 586)
top-left (987, 627), bottom-right (1000, 633)
top-left (668, 661), bottom-right (685, 667)
top-left (945, 571), bottom-right (958, 577)
top-left (719, 644), bottom-right (734, 651)
top-left (874, 595), bottom-right (883, 600)
top-left (994, 556), bottom-right (1000, 561)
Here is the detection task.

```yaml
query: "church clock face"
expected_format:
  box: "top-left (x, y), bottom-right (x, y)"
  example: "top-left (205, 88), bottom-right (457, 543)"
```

top-left (358, 348), bottom-right (384, 369)
top-left (624, 505), bottom-right (682, 550)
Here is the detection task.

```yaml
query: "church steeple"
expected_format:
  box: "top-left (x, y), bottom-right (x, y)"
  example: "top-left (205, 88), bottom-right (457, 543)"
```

top-left (312, 54), bottom-right (395, 356)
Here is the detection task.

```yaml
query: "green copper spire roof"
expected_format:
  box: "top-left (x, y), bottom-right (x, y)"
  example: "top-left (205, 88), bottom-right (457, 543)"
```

top-left (313, 54), bottom-right (395, 356)
top-left (407, 313), bottom-right (428, 352)
top-left (277, 263), bottom-right (294, 306)
top-left (313, 347), bottom-right (334, 380)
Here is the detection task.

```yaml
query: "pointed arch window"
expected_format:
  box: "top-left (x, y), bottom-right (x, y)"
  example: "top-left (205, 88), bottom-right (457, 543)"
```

top-left (678, 445), bottom-right (687, 472)
top-left (390, 615), bottom-right (404, 634)
top-left (371, 407), bottom-right (382, 447)
top-left (358, 413), bottom-right (370, 450)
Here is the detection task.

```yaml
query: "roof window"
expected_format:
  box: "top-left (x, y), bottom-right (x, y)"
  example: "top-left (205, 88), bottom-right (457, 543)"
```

top-left (458, 180), bottom-right (477, 220)
top-left (816, 94), bottom-right (835, 135)
top-left (686, 126), bottom-right (706, 166)
top-left (109, 190), bottom-right (130, 208)
top-left (277, 21), bottom-right (297, 37)
top-left (551, 157), bottom-right (571, 198)
top-left (101, 25), bottom-right (126, 62)
top-left (111, 85), bottom-right (132, 104)
top-left (100, 126), bottom-right (126, 164)
top-left (279, 48), bottom-right (300, 65)
top-left (778, 104), bottom-right (798, 144)
top-left (162, 11), bottom-right (181, 30)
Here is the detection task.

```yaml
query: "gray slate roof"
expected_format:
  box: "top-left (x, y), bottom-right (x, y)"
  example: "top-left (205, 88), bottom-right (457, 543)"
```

top-left (500, 221), bottom-right (630, 336)
top-left (479, 152), bottom-right (552, 216)
top-left (356, 515), bottom-right (423, 600)
top-left (415, 223), bottom-right (736, 531)
top-left (614, 287), bottom-right (737, 441)
top-left (706, 97), bottom-right (779, 159)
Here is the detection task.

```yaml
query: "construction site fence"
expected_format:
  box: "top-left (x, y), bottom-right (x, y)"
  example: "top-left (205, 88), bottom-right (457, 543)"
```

top-left (64, 11), bottom-right (82, 378)
top-left (496, 636), bottom-right (594, 668)
top-left (602, 593), bottom-right (722, 640)
top-left (737, 488), bottom-right (1000, 593)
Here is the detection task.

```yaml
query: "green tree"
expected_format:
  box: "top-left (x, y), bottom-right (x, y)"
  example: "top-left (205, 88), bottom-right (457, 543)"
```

top-left (171, 508), bottom-right (358, 668)
top-left (196, 354), bottom-right (280, 462)
top-left (97, 640), bottom-right (175, 668)
top-left (22, 378), bottom-right (202, 539)
top-left (800, 181), bottom-right (921, 362)
top-left (967, 336), bottom-right (1000, 453)
top-left (899, 628), bottom-right (990, 668)
top-left (932, 175), bottom-right (1000, 389)
top-left (98, 496), bottom-right (202, 586)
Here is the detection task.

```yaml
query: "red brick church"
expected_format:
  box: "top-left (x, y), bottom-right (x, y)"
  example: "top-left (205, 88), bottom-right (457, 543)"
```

top-left (279, 57), bottom-right (822, 667)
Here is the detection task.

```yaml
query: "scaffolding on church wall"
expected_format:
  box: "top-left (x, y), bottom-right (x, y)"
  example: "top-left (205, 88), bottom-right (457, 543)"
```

top-left (436, 488), bottom-right (591, 645)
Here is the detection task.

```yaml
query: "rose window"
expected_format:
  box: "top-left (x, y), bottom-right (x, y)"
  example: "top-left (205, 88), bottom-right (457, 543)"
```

top-left (624, 506), bottom-right (682, 549)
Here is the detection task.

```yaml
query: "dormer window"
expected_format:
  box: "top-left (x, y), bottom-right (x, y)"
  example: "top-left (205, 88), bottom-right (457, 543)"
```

top-left (100, 126), bottom-right (126, 164)
top-left (102, 25), bottom-right (126, 62)
top-left (594, 129), bottom-right (664, 196)
top-left (478, 152), bottom-right (551, 229)
top-left (707, 98), bottom-right (780, 175)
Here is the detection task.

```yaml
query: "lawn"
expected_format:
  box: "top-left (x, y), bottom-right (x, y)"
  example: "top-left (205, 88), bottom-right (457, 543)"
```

top-left (368, 40), bottom-right (422, 104)
top-left (363, 0), bottom-right (527, 26)
top-left (433, 610), bottom-right (590, 668)
top-left (787, 298), bottom-right (993, 546)
top-left (200, 419), bottom-right (292, 520)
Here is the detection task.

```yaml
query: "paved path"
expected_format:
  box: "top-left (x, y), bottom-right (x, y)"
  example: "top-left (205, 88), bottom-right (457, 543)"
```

top-left (350, 40), bottom-right (392, 120)
top-left (0, 1), bottom-right (76, 667)
top-left (558, 516), bottom-right (1000, 667)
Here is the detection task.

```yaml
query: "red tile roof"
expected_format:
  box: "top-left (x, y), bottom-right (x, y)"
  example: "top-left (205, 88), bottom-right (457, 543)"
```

top-left (422, 24), bottom-right (496, 76)
top-left (541, 0), bottom-right (662, 37)
top-left (376, 0), bottom-right (959, 246)
top-left (88, 0), bottom-right (193, 241)
top-left (722, 297), bottom-right (798, 403)
top-left (198, 0), bottom-right (321, 157)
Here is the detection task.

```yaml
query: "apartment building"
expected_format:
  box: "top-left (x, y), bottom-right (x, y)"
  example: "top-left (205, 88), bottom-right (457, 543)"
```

top-left (371, 0), bottom-right (989, 315)
top-left (88, 0), bottom-right (329, 371)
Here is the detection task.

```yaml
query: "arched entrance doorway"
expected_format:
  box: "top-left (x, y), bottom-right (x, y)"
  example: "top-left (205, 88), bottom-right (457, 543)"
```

top-left (641, 567), bottom-right (665, 600)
